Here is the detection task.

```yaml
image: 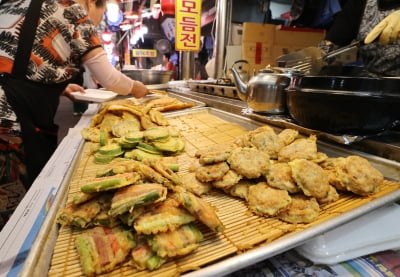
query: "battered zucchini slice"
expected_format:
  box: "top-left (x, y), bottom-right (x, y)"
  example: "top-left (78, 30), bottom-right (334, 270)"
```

top-left (136, 142), bottom-right (162, 155)
top-left (109, 183), bottom-right (168, 217)
top-left (80, 172), bottom-right (141, 193)
top-left (75, 226), bottom-right (136, 276)
top-left (175, 186), bottom-right (224, 233)
top-left (111, 119), bottom-right (141, 137)
top-left (57, 193), bottom-right (114, 228)
top-left (152, 137), bottom-right (185, 154)
top-left (131, 237), bottom-right (166, 271)
top-left (134, 198), bottom-right (195, 235)
top-left (123, 130), bottom-right (144, 143)
top-left (148, 223), bottom-right (203, 258)
top-left (124, 148), bottom-right (162, 161)
top-left (98, 143), bottom-right (123, 156)
top-left (143, 127), bottom-right (170, 141)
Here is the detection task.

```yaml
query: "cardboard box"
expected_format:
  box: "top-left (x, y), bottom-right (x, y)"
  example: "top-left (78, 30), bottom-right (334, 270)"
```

top-left (240, 23), bottom-right (326, 67)
top-left (274, 26), bottom-right (326, 47)
top-left (242, 22), bottom-right (275, 43)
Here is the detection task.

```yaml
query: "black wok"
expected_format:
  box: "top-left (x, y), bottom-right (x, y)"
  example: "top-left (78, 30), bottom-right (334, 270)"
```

top-left (286, 76), bottom-right (400, 135)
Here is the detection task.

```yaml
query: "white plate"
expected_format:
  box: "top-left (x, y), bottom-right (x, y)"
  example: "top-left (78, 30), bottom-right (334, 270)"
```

top-left (71, 89), bottom-right (117, 103)
top-left (296, 203), bottom-right (400, 264)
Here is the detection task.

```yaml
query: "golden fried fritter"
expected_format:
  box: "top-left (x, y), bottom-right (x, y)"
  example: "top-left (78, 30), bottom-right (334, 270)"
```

top-left (289, 159), bottom-right (330, 200)
top-left (266, 162), bottom-right (299, 193)
top-left (278, 129), bottom-right (299, 146)
top-left (195, 143), bottom-right (235, 164)
top-left (329, 156), bottom-right (383, 196)
top-left (247, 126), bottom-right (284, 159)
top-left (227, 179), bottom-right (256, 200)
top-left (276, 194), bottom-right (320, 224)
top-left (318, 185), bottom-right (339, 204)
top-left (247, 182), bottom-right (292, 216)
top-left (180, 172), bottom-right (212, 196)
top-left (278, 135), bottom-right (318, 162)
top-left (228, 147), bottom-right (270, 179)
top-left (213, 169), bottom-right (242, 190)
top-left (195, 162), bottom-right (230, 183)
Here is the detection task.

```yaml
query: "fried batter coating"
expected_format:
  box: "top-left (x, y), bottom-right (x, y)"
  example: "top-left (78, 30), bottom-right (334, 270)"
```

top-left (247, 182), bottom-right (292, 216)
top-left (195, 162), bottom-right (230, 182)
top-left (227, 179), bottom-right (256, 200)
top-left (326, 156), bottom-right (383, 196)
top-left (320, 157), bottom-right (348, 191)
top-left (213, 169), bottom-right (242, 190)
top-left (278, 135), bottom-right (318, 162)
top-left (195, 143), bottom-right (235, 165)
top-left (180, 172), bottom-right (212, 196)
top-left (247, 126), bottom-right (284, 159)
top-left (289, 159), bottom-right (330, 200)
top-left (134, 198), bottom-right (195, 235)
top-left (318, 185), bottom-right (339, 204)
top-left (228, 147), bottom-right (270, 179)
top-left (266, 162), bottom-right (300, 193)
top-left (276, 194), bottom-right (320, 224)
top-left (278, 129), bottom-right (299, 146)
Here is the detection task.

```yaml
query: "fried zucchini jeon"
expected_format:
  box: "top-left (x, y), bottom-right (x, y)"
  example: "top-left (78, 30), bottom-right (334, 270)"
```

top-left (278, 135), bottom-right (319, 162)
top-left (321, 155), bottom-right (384, 196)
top-left (109, 183), bottom-right (168, 217)
top-left (195, 161), bottom-right (230, 182)
top-left (134, 198), bottom-right (195, 235)
top-left (57, 193), bottom-right (116, 228)
top-left (175, 186), bottom-right (224, 232)
top-left (75, 226), bottom-right (136, 276)
top-left (131, 236), bottom-right (166, 271)
top-left (247, 182), bottom-right (292, 216)
top-left (148, 223), bottom-right (203, 258)
top-left (276, 194), bottom-right (320, 224)
top-left (266, 162), bottom-right (300, 194)
top-left (228, 147), bottom-right (270, 179)
top-left (180, 172), bottom-right (212, 196)
top-left (227, 179), bottom-right (257, 200)
top-left (80, 172), bottom-right (141, 193)
top-left (288, 159), bottom-right (330, 201)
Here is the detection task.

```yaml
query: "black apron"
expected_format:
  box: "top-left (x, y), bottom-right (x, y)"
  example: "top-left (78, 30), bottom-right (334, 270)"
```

top-left (0, 0), bottom-right (69, 185)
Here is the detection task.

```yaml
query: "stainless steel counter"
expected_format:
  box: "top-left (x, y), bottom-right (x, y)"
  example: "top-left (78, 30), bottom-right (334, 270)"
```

top-left (169, 89), bottom-right (400, 162)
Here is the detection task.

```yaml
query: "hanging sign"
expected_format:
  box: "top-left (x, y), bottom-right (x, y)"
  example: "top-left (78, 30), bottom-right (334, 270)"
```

top-left (175, 0), bottom-right (202, 51)
top-left (131, 49), bottom-right (157, 57)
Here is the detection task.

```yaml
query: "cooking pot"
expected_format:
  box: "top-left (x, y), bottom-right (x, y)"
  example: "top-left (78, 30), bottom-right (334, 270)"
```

top-left (122, 69), bottom-right (173, 85)
top-left (287, 76), bottom-right (400, 135)
top-left (230, 66), bottom-right (302, 114)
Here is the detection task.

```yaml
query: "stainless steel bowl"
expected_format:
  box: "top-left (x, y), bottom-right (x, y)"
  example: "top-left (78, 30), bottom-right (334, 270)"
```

top-left (122, 69), bottom-right (173, 85)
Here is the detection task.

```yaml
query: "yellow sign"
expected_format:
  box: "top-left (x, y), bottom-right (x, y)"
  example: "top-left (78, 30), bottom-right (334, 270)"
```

top-left (131, 49), bottom-right (157, 57)
top-left (175, 0), bottom-right (201, 51)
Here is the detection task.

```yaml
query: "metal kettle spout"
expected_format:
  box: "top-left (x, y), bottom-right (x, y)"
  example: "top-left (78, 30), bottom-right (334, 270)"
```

top-left (229, 67), bottom-right (248, 102)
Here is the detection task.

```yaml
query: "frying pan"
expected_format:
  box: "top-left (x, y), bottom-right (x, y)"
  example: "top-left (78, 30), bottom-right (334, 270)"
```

top-left (286, 76), bottom-right (400, 135)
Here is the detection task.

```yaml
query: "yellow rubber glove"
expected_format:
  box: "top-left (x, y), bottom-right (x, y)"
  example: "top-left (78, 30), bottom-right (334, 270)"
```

top-left (364, 10), bottom-right (400, 45)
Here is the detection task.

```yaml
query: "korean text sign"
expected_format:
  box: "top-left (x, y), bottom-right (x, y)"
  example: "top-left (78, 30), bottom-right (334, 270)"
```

top-left (175, 0), bottom-right (201, 51)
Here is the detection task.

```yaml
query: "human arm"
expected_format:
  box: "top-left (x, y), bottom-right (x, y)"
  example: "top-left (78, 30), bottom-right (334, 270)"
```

top-left (82, 48), bottom-right (148, 98)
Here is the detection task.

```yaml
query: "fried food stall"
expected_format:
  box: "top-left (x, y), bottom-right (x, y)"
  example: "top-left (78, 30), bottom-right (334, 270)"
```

top-left (0, 83), bottom-right (399, 277)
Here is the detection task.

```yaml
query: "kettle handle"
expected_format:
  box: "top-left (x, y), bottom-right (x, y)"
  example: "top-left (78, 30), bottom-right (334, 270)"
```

top-left (231, 60), bottom-right (249, 68)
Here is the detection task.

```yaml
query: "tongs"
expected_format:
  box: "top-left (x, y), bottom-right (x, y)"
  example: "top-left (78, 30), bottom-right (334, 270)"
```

top-left (322, 40), bottom-right (362, 61)
top-left (276, 40), bottom-right (363, 75)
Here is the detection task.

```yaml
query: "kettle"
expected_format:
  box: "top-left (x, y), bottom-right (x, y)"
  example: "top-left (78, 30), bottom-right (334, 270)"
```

top-left (228, 60), bottom-right (250, 84)
top-left (230, 66), bottom-right (302, 114)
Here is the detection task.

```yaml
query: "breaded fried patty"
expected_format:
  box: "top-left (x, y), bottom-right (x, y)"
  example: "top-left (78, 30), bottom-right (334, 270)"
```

top-left (336, 155), bottom-right (383, 196)
top-left (213, 170), bottom-right (242, 190)
top-left (248, 127), bottom-right (284, 159)
top-left (247, 182), bottom-right (292, 216)
top-left (289, 159), bottom-right (330, 200)
top-left (278, 135), bottom-right (318, 162)
top-left (278, 128), bottom-right (299, 146)
top-left (277, 194), bottom-right (320, 224)
top-left (228, 147), bottom-right (270, 179)
top-left (180, 172), bottom-right (212, 196)
top-left (195, 162), bottom-right (230, 182)
top-left (266, 162), bottom-right (299, 193)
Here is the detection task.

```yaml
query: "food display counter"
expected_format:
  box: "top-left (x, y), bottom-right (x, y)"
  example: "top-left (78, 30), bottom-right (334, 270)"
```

top-left (0, 88), bottom-right (399, 277)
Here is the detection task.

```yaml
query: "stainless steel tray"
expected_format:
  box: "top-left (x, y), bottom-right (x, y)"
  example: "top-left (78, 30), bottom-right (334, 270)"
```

top-left (19, 107), bottom-right (400, 277)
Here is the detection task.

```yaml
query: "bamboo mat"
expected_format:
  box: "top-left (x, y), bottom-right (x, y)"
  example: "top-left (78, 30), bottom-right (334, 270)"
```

top-left (48, 109), bottom-right (400, 277)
